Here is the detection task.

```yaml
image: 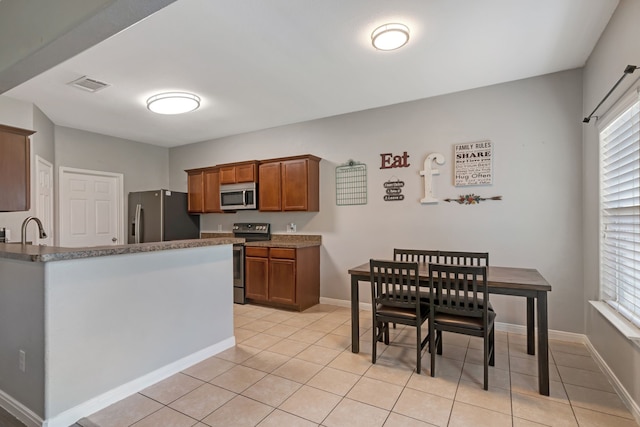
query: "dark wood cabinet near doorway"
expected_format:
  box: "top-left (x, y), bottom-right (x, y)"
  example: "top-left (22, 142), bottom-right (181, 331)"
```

top-left (0, 124), bottom-right (35, 212)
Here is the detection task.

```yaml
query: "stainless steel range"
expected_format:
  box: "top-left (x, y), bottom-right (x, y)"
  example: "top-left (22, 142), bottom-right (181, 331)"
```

top-left (232, 223), bottom-right (271, 304)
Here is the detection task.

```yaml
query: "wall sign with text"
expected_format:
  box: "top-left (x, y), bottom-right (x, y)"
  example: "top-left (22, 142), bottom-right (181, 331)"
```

top-left (383, 179), bottom-right (404, 201)
top-left (380, 151), bottom-right (410, 169)
top-left (454, 141), bottom-right (493, 186)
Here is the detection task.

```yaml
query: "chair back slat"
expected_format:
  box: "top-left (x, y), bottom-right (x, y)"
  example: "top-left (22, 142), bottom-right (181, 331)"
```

top-left (439, 251), bottom-right (489, 266)
top-left (429, 263), bottom-right (487, 319)
top-left (393, 249), bottom-right (440, 264)
top-left (370, 259), bottom-right (420, 312)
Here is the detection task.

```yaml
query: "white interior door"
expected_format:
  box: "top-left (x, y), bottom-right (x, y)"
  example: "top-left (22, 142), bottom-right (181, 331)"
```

top-left (35, 155), bottom-right (54, 245)
top-left (59, 167), bottom-right (124, 247)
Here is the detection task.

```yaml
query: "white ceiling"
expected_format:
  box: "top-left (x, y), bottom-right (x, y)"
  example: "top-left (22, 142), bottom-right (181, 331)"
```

top-left (5, 0), bottom-right (618, 148)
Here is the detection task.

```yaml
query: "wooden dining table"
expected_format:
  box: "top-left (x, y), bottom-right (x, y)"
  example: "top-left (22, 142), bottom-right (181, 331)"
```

top-left (348, 262), bottom-right (553, 395)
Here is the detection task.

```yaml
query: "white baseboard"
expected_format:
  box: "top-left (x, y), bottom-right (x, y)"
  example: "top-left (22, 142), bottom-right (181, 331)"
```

top-left (41, 337), bottom-right (235, 427)
top-left (584, 338), bottom-right (640, 424)
top-left (320, 296), bottom-right (371, 311)
top-left (0, 390), bottom-right (43, 427)
top-left (320, 297), bottom-right (352, 309)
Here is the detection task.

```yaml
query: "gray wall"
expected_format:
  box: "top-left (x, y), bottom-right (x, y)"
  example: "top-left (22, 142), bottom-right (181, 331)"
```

top-left (170, 69), bottom-right (585, 333)
top-left (582, 0), bottom-right (640, 409)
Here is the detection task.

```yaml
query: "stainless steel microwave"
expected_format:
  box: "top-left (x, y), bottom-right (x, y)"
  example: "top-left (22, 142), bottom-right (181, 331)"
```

top-left (220, 182), bottom-right (258, 210)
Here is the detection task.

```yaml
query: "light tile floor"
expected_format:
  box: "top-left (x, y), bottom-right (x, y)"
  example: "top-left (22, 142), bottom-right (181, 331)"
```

top-left (75, 303), bottom-right (640, 427)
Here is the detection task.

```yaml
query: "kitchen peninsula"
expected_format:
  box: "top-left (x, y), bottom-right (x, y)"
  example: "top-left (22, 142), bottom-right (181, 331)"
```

top-left (0, 237), bottom-right (242, 427)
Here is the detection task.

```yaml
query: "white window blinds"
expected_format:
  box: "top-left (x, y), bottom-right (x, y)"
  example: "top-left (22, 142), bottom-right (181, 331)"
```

top-left (600, 97), bottom-right (640, 328)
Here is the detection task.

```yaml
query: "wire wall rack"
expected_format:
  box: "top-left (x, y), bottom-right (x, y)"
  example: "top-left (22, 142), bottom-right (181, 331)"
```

top-left (336, 160), bottom-right (367, 205)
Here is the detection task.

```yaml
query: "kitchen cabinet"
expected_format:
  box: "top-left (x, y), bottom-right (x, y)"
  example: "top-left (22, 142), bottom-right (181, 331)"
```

top-left (0, 124), bottom-right (35, 212)
top-left (258, 155), bottom-right (320, 212)
top-left (219, 161), bottom-right (259, 184)
top-left (245, 247), bottom-right (269, 301)
top-left (185, 166), bottom-right (222, 213)
top-left (244, 245), bottom-right (319, 311)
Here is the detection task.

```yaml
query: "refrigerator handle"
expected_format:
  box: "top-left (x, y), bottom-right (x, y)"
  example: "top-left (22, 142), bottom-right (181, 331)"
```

top-left (134, 204), bottom-right (142, 244)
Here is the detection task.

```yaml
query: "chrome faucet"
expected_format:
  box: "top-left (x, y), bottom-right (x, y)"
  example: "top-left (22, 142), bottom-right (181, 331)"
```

top-left (21, 216), bottom-right (47, 244)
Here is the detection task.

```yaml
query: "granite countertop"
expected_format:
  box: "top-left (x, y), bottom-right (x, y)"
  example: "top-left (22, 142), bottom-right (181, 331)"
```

top-left (0, 237), bottom-right (244, 263)
top-left (201, 232), bottom-right (322, 248)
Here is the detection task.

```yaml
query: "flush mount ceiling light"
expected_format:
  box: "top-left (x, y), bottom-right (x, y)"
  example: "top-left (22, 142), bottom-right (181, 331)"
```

top-left (371, 23), bottom-right (410, 51)
top-left (146, 92), bottom-right (201, 114)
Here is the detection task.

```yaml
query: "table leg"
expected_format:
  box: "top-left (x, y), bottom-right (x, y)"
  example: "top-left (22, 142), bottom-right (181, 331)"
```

top-left (351, 274), bottom-right (360, 353)
top-left (527, 297), bottom-right (535, 355)
top-left (537, 291), bottom-right (550, 396)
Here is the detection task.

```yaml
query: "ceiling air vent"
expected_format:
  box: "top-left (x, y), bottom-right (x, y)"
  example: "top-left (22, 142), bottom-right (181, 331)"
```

top-left (68, 76), bottom-right (110, 93)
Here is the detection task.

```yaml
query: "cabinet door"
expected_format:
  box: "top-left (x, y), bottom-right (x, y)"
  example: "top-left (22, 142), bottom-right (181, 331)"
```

top-left (282, 157), bottom-right (319, 211)
top-left (187, 171), bottom-right (204, 213)
top-left (269, 258), bottom-right (296, 305)
top-left (258, 162), bottom-right (282, 211)
top-left (219, 166), bottom-right (236, 184)
top-left (0, 125), bottom-right (33, 212)
top-left (203, 168), bottom-right (221, 213)
top-left (235, 164), bottom-right (255, 183)
top-left (245, 256), bottom-right (269, 301)
top-left (282, 159), bottom-right (308, 211)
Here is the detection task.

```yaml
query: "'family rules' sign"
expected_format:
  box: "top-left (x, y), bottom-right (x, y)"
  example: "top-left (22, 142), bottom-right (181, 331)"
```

top-left (454, 141), bottom-right (493, 186)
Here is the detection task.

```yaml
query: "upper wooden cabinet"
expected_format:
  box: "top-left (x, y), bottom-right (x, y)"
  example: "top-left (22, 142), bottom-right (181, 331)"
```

top-left (185, 167), bottom-right (222, 213)
top-left (219, 161), bottom-right (259, 185)
top-left (0, 124), bottom-right (35, 212)
top-left (259, 155), bottom-right (320, 212)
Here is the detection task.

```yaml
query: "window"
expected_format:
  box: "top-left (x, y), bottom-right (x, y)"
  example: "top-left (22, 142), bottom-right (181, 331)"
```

top-left (600, 94), bottom-right (640, 329)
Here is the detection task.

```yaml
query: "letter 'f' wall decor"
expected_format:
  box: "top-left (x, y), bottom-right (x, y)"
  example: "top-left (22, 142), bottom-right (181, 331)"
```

top-left (420, 153), bottom-right (445, 204)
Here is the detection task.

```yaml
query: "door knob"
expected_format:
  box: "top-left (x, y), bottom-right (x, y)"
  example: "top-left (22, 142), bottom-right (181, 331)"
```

top-left (112, 237), bottom-right (117, 242)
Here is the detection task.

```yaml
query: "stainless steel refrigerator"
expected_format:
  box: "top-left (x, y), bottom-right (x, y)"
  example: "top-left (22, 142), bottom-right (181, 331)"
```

top-left (128, 190), bottom-right (200, 243)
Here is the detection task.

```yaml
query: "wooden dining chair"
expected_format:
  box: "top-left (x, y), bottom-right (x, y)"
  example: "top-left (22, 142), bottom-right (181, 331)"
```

top-left (369, 259), bottom-right (429, 373)
top-left (392, 249), bottom-right (440, 328)
top-left (428, 263), bottom-right (495, 390)
top-left (440, 251), bottom-right (492, 310)
top-left (393, 248), bottom-right (440, 263)
top-left (439, 251), bottom-right (489, 266)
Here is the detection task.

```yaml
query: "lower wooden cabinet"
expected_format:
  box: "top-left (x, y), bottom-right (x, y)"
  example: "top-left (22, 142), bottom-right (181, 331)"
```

top-left (245, 245), bottom-right (319, 311)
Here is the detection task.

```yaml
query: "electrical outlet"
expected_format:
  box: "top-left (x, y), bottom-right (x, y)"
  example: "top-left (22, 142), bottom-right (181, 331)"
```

top-left (287, 223), bottom-right (296, 233)
top-left (19, 350), bottom-right (25, 372)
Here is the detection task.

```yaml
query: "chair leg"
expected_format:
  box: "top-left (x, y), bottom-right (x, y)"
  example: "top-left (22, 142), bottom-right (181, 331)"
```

top-left (436, 331), bottom-right (443, 355)
top-left (484, 333), bottom-right (489, 390)
top-left (430, 325), bottom-right (436, 377)
top-left (416, 324), bottom-right (422, 374)
top-left (384, 323), bottom-right (390, 345)
top-left (489, 327), bottom-right (495, 366)
top-left (372, 321), bottom-right (379, 365)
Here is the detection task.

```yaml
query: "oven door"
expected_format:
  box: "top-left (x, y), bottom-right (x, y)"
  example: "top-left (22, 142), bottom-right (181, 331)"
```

top-left (232, 244), bottom-right (245, 304)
